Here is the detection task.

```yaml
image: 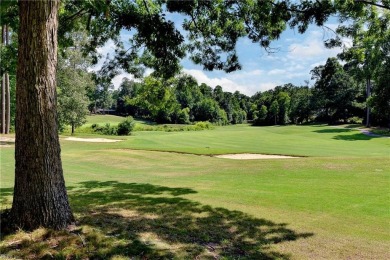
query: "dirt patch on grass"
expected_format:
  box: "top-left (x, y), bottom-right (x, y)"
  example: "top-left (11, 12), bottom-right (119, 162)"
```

top-left (64, 137), bottom-right (122, 143)
top-left (214, 153), bottom-right (299, 160)
top-left (0, 136), bottom-right (15, 147)
top-left (0, 136), bottom-right (124, 145)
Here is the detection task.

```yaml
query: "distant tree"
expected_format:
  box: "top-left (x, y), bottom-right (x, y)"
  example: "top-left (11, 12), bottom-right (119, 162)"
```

top-left (311, 58), bottom-right (359, 124)
top-left (174, 74), bottom-right (201, 106)
top-left (234, 91), bottom-right (251, 115)
top-left (193, 98), bottom-right (227, 124)
top-left (253, 105), bottom-right (268, 126)
top-left (131, 76), bottom-right (180, 123)
top-left (213, 85), bottom-right (225, 106)
top-left (176, 107), bottom-right (191, 124)
top-left (173, 74), bottom-right (202, 120)
top-left (335, 9), bottom-right (390, 126)
top-left (199, 83), bottom-right (213, 98)
top-left (220, 92), bottom-right (234, 122)
top-left (1, 25), bottom-right (11, 134)
top-left (57, 79), bottom-right (90, 134)
top-left (289, 86), bottom-right (313, 124)
top-left (277, 92), bottom-right (291, 125)
top-left (270, 100), bottom-right (279, 125)
top-left (57, 31), bottom-right (94, 134)
top-left (370, 60), bottom-right (390, 127)
top-left (115, 78), bottom-right (142, 116)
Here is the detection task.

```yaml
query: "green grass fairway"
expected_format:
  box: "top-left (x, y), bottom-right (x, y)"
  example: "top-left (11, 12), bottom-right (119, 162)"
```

top-left (83, 115), bottom-right (156, 128)
top-left (84, 114), bottom-right (126, 127)
top-left (1, 125), bottom-right (389, 259)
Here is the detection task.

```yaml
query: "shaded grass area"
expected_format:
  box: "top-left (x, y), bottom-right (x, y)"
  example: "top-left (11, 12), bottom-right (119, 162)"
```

top-left (0, 181), bottom-right (312, 259)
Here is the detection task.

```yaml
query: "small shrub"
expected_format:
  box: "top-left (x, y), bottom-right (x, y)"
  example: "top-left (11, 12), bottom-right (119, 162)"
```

top-left (91, 123), bottom-right (118, 135)
top-left (117, 117), bottom-right (135, 136)
top-left (348, 117), bottom-right (363, 124)
top-left (134, 121), bottom-right (214, 132)
top-left (194, 121), bottom-right (214, 130)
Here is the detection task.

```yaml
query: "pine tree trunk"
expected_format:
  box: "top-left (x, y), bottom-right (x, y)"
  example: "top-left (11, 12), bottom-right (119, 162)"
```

top-left (1, 74), bottom-right (4, 134)
top-left (11, 0), bottom-right (74, 230)
top-left (1, 25), bottom-right (5, 134)
top-left (5, 72), bottom-right (10, 134)
top-left (5, 25), bottom-right (10, 134)
top-left (366, 78), bottom-right (371, 127)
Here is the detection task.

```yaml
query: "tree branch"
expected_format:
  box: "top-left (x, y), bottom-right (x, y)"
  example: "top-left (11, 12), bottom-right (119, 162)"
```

top-left (142, 0), bottom-right (151, 15)
top-left (63, 8), bottom-right (89, 22)
top-left (354, 0), bottom-right (390, 10)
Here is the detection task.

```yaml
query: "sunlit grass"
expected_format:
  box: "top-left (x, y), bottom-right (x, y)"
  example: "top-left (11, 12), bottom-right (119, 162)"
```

top-left (1, 124), bottom-right (389, 259)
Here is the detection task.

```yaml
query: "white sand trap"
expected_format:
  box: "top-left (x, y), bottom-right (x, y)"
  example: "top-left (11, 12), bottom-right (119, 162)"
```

top-left (64, 137), bottom-right (122, 143)
top-left (215, 153), bottom-right (299, 160)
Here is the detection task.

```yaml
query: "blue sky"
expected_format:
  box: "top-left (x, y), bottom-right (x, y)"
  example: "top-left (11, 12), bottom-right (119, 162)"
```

top-left (96, 19), bottom-right (345, 96)
top-left (180, 23), bottom-right (343, 96)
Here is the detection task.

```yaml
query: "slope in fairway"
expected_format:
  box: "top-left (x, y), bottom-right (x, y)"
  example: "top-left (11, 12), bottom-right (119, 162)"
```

top-left (0, 125), bottom-right (389, 259)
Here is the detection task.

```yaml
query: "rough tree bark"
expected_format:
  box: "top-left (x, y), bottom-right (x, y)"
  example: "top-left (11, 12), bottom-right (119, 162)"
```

top-left (10, 0), bottom-right (74, 230)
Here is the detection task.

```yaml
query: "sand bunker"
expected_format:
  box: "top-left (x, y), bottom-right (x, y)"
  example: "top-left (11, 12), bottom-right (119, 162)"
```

top-left (215, 153), bottom-right (298, 160)
top-left (64, 137), bottom-right (122, 143)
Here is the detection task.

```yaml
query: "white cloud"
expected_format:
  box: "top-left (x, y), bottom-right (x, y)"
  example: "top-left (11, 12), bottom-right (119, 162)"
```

top-left (111, 73), bottom-right (134, 88)
top-left (227, 69), bottom-right (264, 80)
top-left (309, 61), bottom-right (324, 69)
top-left (287, 30), bottom-right (341, 60)
top-left (182, 69), bottom-right (280, 95)
top-left (268, 69), bottom-right (286, 75)
top-left (183, 69), bottom-right (243, 92)
top-left (258, 82), bottom-right (278, 91)
top-left (144, 68), bottom-right (154, 76)
top-left (90, 40), bottom-right (116, 72)
top-left (96, 39), bottom-right (116, 55)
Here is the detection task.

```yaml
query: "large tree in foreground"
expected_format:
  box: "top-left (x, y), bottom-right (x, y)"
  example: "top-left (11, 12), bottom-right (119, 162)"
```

top-left (11, 0), bottom-right (74, 230)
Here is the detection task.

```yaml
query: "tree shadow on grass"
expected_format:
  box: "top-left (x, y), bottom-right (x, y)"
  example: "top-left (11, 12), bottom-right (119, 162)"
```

top-left (0, 141), bottom-right (14, 146)
top-left (312, 128), bottom-right (382, 141)
top-left (312, 128), bottom-right (353, 134)
top-left (0, 188), bottom-right (13, 206)
top-left (71, 181), bottom-right (313, 259)
top-left (1, 182), bottom-right (313, 259)
top-left (332, 133), bottom-right (381, 141)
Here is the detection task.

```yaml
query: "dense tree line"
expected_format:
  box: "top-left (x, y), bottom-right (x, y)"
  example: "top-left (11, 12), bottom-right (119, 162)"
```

top-left (99, 55), bottom-right (385, 128)
top-left (111, 74), bottom-right (247, 125)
